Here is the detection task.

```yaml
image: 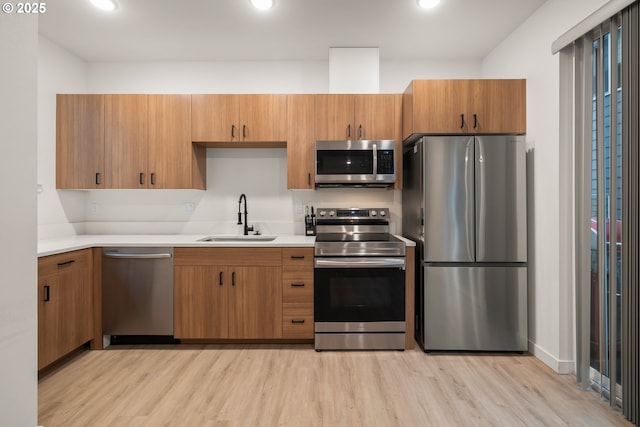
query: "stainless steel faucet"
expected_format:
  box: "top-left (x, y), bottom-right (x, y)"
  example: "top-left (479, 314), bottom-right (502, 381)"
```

top-left (237, 193), bottom-right (254, 235)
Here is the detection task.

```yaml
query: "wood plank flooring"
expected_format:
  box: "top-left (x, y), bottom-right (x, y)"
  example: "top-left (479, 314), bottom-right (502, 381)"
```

top-left (38, 344), bottom-right (632, 427)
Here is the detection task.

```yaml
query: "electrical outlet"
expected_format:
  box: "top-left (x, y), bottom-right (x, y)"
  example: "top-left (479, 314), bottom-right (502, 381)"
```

top-left (90, 202), bottom-right (99, 215)
top-left (184, 202), bottom-right (195, 214)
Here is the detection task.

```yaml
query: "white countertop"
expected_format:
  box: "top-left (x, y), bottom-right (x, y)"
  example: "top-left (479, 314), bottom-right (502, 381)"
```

top-left (37, 234), bottom-right (317, 257)
top-left (38, 233), bottom-right (415, 257)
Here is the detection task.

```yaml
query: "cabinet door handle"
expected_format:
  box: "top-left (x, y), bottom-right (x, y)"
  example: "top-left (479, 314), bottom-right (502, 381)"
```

top-left (307, 173), bottom-right (311, 186)
top-left (139, 173), bottom-right (144, 185)
top-left (57, 260), bottom-right (75, 268)
top-left (358, 124), bottom-right (363, 139)
top-left (290, 255), bottom-right (305, 260)
top-left (150, 173), bottom-right (156, 186)
top-left (95, 172), bottom-right (101, 185)
top-left (291, 283), bottom-right (305, 287)
top-left (242, 124), bottom-right (246, 139)
top-left (43, 285), bottom-right (50, 302)
top-left (291, 319), bottom-right (305, 324)
top-left (219, 271), bottom-right (223, 286)
top-left (231, 124), bottom-right (235, 139)
top-left (460, 114), bottom-right (465, 129)
top-left (232, 271), bottom-right (236, 286)
top-left (347, 124), bottom-right (351, 138)
top-left (473, 114), bottom-right (478, 129)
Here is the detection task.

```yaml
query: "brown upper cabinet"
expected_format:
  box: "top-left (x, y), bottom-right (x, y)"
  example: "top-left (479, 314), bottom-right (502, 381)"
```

top-left (56, 94), bottom-right (205, 190)
top-left (287, 95), bottom-right (316, 189)
top-left (147, 95), bottom-right (206, 189)
top-left (104, 94), bottom-right (149, 189)
top-left (315, 94), bottom-right (399, 141)
top-left (191, 94), bottom-right (287, 145)
top-left (56, 94), bottom-right (105, 189)
top-left (402, 79), bottom-right (526, 139)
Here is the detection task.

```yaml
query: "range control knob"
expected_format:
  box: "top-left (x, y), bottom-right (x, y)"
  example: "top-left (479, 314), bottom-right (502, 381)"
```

top-left (329, 210), bottom-right (335, 217)
top-left (319, 210), bottom-right (326, 217)
top-left (370, 210), bottom-right (377, 216)
top-left (380, 210), bottom-right (387, 217)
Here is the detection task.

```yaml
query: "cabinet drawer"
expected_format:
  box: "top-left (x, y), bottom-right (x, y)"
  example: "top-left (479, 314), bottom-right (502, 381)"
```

top-left (282, 303), bottom-right (314, 338)
top-left (282, 247), bottom-right (313, 271)
top-left (175, 247), bottom-right (282, 266)
top-left (282, 272), bottom-right (314, 303)
top-left (38, 249), bottom-right (91, 277)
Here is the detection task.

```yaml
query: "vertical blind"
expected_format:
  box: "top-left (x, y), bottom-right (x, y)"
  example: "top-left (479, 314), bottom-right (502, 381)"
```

top-left (621, 2), bottom-right (639, 423)
top-left (567, 1), bottom-right (639, 425)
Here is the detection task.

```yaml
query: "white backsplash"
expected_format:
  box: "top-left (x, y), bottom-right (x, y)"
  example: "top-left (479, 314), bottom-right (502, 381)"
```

top-left (77, 148), bottom-right (402, 236)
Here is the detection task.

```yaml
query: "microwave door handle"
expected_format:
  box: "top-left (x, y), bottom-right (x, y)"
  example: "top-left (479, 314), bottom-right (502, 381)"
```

top-left (372, 143), bottom-right (377, 180)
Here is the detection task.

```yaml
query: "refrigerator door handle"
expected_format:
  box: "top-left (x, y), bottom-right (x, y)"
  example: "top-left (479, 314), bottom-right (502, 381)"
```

top-left (465, 137), bottom-right (476, 260)
top-left (475, 138), bottom-right (486, 261)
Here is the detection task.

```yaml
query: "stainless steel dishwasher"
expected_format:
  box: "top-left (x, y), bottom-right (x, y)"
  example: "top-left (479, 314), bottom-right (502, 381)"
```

top-left (102, 247), bottom-right (174, 343)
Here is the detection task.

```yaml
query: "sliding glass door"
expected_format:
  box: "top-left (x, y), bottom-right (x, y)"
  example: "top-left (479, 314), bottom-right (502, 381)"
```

top-left (589, 20), bottom-right (622, 405)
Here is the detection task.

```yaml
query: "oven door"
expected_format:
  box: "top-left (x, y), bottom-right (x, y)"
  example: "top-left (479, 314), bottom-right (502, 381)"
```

top-left (314, 257), bottom-right (406, 325)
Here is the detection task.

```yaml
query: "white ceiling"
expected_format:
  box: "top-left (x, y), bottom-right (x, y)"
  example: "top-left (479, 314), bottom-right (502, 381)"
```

top-left (39, 0), bottom-right (547, 62)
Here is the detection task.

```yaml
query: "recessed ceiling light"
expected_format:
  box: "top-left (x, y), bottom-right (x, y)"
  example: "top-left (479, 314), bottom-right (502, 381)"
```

top-left (250, 0), bottom-right (274, 10)
top-left (90, 0), bottom-right (118, 11)
top-left (417, 0), bottom-right (440, 9)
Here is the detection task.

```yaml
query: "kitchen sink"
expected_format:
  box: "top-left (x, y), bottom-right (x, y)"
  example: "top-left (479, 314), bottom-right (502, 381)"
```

top-left (198, 235), bottom-right (277, 242)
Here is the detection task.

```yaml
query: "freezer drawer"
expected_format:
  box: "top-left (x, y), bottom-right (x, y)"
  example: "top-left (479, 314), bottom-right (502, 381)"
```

top-left (422, 265), bottom-right (527, 351)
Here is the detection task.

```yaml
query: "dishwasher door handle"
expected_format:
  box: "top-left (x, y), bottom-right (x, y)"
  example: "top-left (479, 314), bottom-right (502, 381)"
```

top-left (103, 252), bottom-right (173, 259)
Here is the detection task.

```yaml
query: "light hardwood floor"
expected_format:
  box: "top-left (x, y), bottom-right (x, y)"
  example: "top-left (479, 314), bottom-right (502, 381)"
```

top-left (39, 344), bottom-right (631, 427)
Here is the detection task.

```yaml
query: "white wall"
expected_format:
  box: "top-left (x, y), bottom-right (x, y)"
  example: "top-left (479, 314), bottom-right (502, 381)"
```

top-left (0, 13), bottom-right (38, 427)
top-left (481, 0), bottom-right (608, 373)
top-left (38, 36), bottom-right (88, 239)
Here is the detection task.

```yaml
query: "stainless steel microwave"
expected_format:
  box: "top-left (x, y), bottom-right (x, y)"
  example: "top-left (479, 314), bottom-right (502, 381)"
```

top-left (315, 140), bottom-right (396, 187)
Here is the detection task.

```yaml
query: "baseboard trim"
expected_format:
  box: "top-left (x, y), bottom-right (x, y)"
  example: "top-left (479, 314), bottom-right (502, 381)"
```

top-left (529, 341), bottom-right (575, 374)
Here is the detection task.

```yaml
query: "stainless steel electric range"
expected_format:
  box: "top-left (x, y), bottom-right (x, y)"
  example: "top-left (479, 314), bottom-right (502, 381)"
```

top-left (313, 208), bottom-right (406, 350)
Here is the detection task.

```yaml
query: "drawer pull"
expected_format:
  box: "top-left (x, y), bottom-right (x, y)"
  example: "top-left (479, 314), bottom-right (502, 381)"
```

top-left (291, 283), bottom-right (305, 287)
top-left (43, 285), bottom-right (50, 302)
top-left (57, 260), bottom-right (75, 267)
top-left (219, 271), bottom-right (223, 286)
top-left (291, 319), bottom-right (305, 324)
top-left (290, 255), bottom-right (305, 260)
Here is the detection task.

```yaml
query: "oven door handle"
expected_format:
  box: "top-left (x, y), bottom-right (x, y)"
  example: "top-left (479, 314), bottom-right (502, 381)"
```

top-left (314, 257), bottom-right (406, 269)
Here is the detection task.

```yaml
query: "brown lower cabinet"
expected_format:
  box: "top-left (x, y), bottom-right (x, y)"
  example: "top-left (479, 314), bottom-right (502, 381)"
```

top-left (174, 248), bottom-right (283, 339)
top-left (281, 248), bottom-right (314, 338)
top-left (38, 249), bottom-right (93, 370)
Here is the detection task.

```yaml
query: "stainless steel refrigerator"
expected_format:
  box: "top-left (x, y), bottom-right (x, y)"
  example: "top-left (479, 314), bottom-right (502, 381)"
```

top-left (403, 135), bottom-right (527, 351)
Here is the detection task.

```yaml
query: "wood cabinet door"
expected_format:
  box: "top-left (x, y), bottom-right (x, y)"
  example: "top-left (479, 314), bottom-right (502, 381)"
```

top-left (174, 266), bottom-right (229, 339)
top-left (38, 263), bottom-right (92, 370)
top-left (56, 94), bottom-right (105, 189)
top-left (191, 94), bottom-right (239, 142)
top-left (411, 80), bottom-right (472, 134)
top-left (239, 94), bottom-right (287, 142)
top-left (104, 94), bottom-right (149, 188)
top-left (471, 79), bottom-right (526, 134)
top-left (287, 95), bottom-right (315, 189)
top-left (354, 94), bottom-right (397, 140)
top-left (315, 94), bottom-right (355, 140)
top-left (228, 266), bottom-right (282, 339)
top-left (148, 95), bottom-right (205, 189)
